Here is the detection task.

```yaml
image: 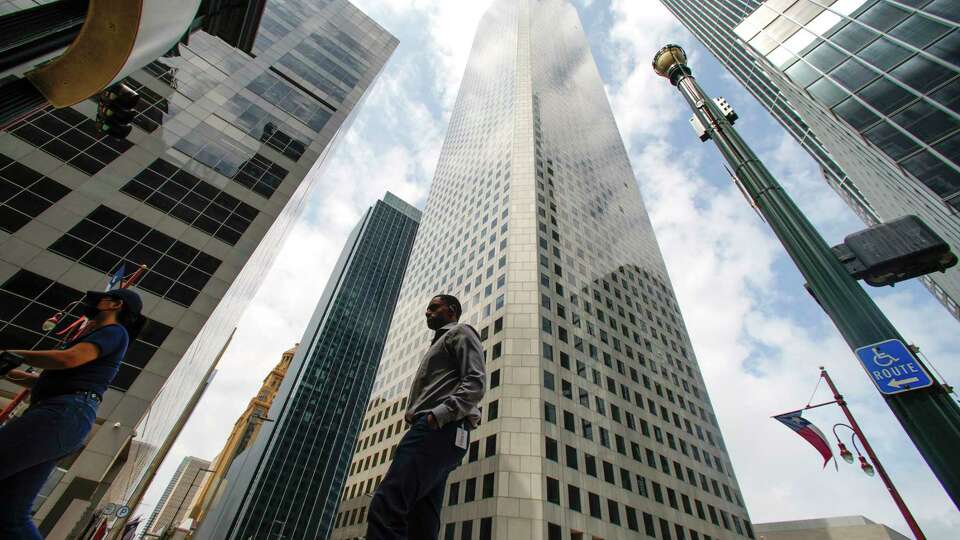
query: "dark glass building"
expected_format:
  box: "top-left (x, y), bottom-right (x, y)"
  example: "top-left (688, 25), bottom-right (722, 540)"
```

top-left (335, 2), bottom-right (753, 539)
top-left (193, 193), bottom-right (420, 540)
top-left (0, 0), bottom-right (396, 535)
top-left (660, 0), bottom-right (960, 321)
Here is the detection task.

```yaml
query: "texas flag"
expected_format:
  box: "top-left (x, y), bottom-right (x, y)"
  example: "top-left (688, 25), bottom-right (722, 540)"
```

top-left (774, 411), bottom-right (834, 468)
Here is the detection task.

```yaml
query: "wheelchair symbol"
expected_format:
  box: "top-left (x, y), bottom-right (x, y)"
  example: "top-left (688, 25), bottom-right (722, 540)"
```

top-left (871, 347), bottom-right (900, 367)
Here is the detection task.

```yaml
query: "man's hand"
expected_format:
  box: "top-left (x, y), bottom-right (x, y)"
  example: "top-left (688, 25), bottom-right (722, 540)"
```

top-left (426, 413), bottom-right (439, 430)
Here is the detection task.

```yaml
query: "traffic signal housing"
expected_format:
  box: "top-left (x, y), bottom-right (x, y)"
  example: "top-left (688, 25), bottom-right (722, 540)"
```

top-left (96, 83), bottom-right (140, 138)
top-left (831, 215), bottom-right (958, 287)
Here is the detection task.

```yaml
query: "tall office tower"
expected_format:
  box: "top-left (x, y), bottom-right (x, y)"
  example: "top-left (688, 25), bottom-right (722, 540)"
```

top-left (333, 2), bottom-right (753, 540)
top-left (141, 456), bottom-right (211, 538)
top-left (188, 345), bottom-right (296, 530)
top-left (0, 1), bottom-right (397, 536)
top-left (193, 192), bottom-right (420, 540)
top-left (659, 0), bottom-right (960, 321)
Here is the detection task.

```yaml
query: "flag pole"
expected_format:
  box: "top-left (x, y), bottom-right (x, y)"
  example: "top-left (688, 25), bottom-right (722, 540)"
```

top-left (819, 367), bottom-right (926, 540)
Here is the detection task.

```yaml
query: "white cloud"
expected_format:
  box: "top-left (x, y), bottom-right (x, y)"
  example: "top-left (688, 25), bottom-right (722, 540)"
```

top-left (605, 1), bottom-right (958, 538)
top-left (143, 3), bottom-right (959, 539)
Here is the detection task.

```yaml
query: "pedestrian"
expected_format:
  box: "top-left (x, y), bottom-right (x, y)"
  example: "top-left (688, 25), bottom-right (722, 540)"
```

top-left (0, 288), bottom-right (145, 540)
top-left (366, 294), bottom-right (485, 540)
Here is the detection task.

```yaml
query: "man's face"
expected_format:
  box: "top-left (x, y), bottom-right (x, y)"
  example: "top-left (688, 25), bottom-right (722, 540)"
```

top-left (425, 297), bottom-right (455, 330)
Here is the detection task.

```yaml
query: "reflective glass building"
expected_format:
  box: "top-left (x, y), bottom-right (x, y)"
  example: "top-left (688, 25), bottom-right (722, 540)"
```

top-left (660, 0), bottom-right (960, 321)
top-left (0, 0), bottom-right (396, 536)
top-left (193, 192), bottom-right (420, 540)
top-left (333, 2), bottom-right (753, 539)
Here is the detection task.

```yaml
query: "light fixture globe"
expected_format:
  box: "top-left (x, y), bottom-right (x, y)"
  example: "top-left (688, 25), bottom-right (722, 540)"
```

top-left (653, 44), bottom-right (688, 78)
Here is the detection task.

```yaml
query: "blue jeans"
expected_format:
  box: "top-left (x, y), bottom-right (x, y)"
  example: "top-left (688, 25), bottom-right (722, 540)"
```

top-left (0, 394), bottom-right (98, 539)
top-left (366, 416), bottom-right (470, 540)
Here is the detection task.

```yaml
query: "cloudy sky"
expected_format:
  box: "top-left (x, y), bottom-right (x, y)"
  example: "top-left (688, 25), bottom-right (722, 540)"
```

top-left (142, 1), bottom-right (959, 537)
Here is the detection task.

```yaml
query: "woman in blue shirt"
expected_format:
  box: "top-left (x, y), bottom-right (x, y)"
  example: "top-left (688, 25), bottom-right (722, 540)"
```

top-left (0, 288), bottom-right (144, 540)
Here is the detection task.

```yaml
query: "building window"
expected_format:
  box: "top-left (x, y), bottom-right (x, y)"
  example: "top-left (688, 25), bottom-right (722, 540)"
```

top-left (487, 399), bottom-right (499, 421)
top-left (545, 437), bottom-right (558, 461)
top-left (588, 492), bottom-right (602, 519)
top-left (608, 499), bottom-right (621, 526)
top-left (464, 477), bottom-right (476, 503)
top-left (447, 482), bottom-right (459, 506)
top-left (547, 523), bottom-right (562, 540)
top-left (544, 402), bottom-right (557, 424)
top-left (567, 484), bottom-right (581, 512)
top-left (482, 473), bottom-right (495, 499)
top-left (546, 477), bottom-right (560, 504)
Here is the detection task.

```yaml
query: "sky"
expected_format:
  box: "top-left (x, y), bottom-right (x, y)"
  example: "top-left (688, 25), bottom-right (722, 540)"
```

top-left (140, 0), bottom-right (960, 537)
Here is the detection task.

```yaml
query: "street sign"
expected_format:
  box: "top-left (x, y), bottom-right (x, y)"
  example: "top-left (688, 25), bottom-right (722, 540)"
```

top-left (116, 505), bottom-right (130, 518)
top-left (102, 503), bottom-right (117, 516)
top-left (856, 339), bottom-right (933, 395)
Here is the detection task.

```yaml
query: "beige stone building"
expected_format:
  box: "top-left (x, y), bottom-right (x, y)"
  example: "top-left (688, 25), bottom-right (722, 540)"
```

top-left (755, 516), bottom-right (911, 540)
top-left (186, 345), bottom-right (295, 530)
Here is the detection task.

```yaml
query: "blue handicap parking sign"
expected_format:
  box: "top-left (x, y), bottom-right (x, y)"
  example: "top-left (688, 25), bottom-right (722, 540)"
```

top-left (855, 339), bottom-right (933, 396)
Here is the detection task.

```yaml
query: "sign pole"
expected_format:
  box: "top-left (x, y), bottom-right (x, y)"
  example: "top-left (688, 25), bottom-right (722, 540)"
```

top-left (652, 44), bottom-right (960, 507)
top-left (820, 367), bottom-right (926, 540)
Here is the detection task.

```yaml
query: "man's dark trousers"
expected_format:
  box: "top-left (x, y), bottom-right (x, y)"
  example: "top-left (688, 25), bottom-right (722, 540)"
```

top-left (366, 415), bottom-right (469, 539)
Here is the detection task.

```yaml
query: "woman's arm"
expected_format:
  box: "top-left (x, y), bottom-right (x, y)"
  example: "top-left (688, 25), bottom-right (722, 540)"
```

top-left (4, 369), bottom-right (39, 388)
top-left (5, 343), bottom-right (101, 370)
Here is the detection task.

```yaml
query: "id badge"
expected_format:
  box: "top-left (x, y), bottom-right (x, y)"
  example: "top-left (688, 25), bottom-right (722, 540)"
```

top-left (455, 426), bottom-right (468, 449)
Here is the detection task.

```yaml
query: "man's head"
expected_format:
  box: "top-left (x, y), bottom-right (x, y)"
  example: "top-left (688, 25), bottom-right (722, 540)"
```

top-left (425, 294), bottom-right (461, 330)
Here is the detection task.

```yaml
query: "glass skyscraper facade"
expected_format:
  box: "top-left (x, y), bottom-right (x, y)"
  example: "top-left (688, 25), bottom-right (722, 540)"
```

top-left (333, 2), bottom-right (753, 539)
top-left (0, 0), bottom-right (396, 536)
top-left (193, 193), bottom-right (420, 540)
top-left (660, 0), bottom-right (960, 321)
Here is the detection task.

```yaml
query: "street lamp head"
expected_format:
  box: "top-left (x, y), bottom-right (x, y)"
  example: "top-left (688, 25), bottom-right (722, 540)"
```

top-left (837, 442), bottom-right (854, 464)
top-left (653, 44), bottom-right (689, 82)
top-left (859, 456), bottom-right (875, 477)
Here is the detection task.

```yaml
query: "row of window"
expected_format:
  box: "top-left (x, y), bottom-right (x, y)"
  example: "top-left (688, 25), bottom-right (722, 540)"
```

top-left (0, 153), bottom-right (71, 234)
top-left (11, 106), bottom-right (133, 176)
top-left (48, 206), bottom-right (222, 307)
top-left (121, 158), bottom-right (258, 246)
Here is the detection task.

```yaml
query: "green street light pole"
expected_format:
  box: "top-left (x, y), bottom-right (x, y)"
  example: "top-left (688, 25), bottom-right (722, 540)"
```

top-left (652, 44), bottom-right (960, 510)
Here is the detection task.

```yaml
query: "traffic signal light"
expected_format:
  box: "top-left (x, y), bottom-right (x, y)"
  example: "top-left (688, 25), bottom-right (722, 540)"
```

top-left (96, 83), bottom-right (140, 138)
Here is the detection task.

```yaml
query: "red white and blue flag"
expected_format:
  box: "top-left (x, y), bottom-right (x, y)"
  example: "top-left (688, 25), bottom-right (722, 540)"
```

top-left (105, 263), bottom-right (126, 291)
top-left (773, 411), bottom-right (834, 468)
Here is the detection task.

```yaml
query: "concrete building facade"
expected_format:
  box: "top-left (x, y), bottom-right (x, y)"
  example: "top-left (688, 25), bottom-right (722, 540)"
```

top-left (754, 515), bottom-right (910, 540)
top-left (333, 2), bottom-right (753, 539)
top-left (0, 0), bottom-right (397, 536)
top-left (141, 456), bottom-right (211, 539)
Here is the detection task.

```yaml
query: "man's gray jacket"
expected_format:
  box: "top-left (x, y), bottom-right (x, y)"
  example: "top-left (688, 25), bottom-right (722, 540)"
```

top-left (404, 322), bottom-right (485, 428)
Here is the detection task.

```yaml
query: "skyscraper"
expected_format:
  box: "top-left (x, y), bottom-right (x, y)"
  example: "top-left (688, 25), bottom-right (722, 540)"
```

top-left (0, 1), bottom-right (397, 535)
top-left (333, 2), bottom-right (753, 539)
top-left (187, 345), bottom-right (296, 531)
top-left (193, 192), bottom-right (420, 540)
top-left (659, 0), bottom-right (960, 321)
top-left (141, 456), bottom-right (211, 538)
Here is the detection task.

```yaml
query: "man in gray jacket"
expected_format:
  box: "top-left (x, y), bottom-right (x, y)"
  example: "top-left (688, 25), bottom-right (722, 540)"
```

top-left (366, 294), bottom-right (485, 540)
